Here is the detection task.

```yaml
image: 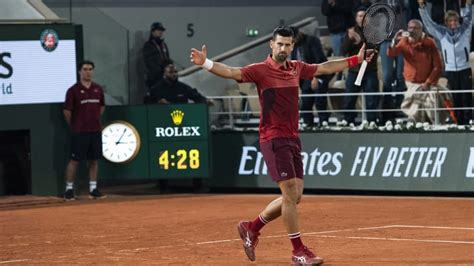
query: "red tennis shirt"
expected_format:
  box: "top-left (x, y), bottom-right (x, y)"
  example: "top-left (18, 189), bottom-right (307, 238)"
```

top-left (239, 55), bottom-right (318, 143)
top-left (64, 82), bottom-right (105, 133)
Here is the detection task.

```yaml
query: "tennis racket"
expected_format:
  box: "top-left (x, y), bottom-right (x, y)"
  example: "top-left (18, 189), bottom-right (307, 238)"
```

top-left (354, 3), bottom-right (396, 86)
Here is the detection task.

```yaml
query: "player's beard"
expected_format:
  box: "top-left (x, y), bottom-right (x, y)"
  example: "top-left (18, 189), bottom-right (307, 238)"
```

top-left (275, 52), bottom-right (287, 63)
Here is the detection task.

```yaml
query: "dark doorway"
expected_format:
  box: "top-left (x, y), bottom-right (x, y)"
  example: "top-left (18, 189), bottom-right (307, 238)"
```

top-left (0, 130), bottom-right (31, 195)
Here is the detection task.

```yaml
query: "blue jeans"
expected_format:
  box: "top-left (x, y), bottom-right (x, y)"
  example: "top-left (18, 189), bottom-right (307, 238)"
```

top-left (344, 70), bottom-right (380, 123)
top-left (330, 32), bottom-right (345, 56)
top-left (380, 41), bottom-right (405, 122)
top-left (300, 80), bottom-right (329, 126)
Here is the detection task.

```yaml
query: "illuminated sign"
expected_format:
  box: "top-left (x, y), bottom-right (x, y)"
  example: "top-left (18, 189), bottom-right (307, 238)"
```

top-left (0, 25), bottom-right (79, 105)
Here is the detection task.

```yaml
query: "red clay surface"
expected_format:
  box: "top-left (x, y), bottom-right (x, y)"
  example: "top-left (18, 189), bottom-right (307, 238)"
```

top-left (1, 194), bottom-right (473, 265)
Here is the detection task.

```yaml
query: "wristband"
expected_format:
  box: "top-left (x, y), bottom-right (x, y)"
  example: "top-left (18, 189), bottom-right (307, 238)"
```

top-left (346, 55), bottom-right (359, 68)
top-left (202, 58), bottom-right (214, 70)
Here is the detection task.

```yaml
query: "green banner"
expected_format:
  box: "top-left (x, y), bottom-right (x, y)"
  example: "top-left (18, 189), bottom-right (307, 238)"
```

top-left (0, 24), bottom-right (77, 40)
top-left (147, 104), bottom-right (209, 142)
top-left (149, 141), bottom-right (209, 179)
top-left (210, 132), bottom-right (474, 192)
top-left (100, 104), bottom-right (210, 181)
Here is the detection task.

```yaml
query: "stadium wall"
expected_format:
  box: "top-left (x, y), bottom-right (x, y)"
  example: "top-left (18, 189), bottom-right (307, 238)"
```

top-left (3, 104), bottom-right (473, 196)
top-left (43, 1), bottom-right (321, 104)
top-left (209, 132), bottom-right (474, 192)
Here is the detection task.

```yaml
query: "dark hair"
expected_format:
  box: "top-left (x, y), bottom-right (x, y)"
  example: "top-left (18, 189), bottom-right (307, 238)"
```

top-left (162, 58), bottom-right (174, 67)
top-left (354, 6), bottom-right (367, 17)
top-left (272, 26), bottom-right (294, 40)
top-left (289, 26), bottom-right (299, 37)
top-left (78, 60), bottom-right (95, 70)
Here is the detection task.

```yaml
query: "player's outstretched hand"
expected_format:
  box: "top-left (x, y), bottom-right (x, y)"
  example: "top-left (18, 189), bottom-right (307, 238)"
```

top-left (190, 45), bottom-right (207, 66)
top-left (357, 43), bottom-right (376, 63)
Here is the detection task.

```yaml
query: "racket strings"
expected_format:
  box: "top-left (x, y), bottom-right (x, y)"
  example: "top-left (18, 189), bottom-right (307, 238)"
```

top-left (362, 5), bottom-right (396, 44)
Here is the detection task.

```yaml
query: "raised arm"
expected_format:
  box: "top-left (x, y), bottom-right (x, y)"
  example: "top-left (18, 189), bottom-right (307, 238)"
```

top-left (387, 30), bottom-right (406, 57)
top-left (314, 43), bottom-right (372, 75)
top-left (190, 45), bottom-right (242, 81)
top-left (418, 0), bottom-right (447, 39)
top-left (460, 0), bottom-right (472, 32)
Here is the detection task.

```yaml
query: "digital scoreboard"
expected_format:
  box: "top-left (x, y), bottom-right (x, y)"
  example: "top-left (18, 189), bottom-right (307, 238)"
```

top-left (148, 104), bottom-right (210, 179)
top-left (0, 24), bottom-right (82, 105)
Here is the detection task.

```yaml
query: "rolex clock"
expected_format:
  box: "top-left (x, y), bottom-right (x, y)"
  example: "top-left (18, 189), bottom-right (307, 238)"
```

top-left (102, 120), bottom-right (141, 163)
top-left (148, 104), bottom-right (210, 178)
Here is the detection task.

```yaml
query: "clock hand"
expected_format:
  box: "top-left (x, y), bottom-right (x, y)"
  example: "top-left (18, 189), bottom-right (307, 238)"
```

top-left (115, 128), bottom-right (127, 145)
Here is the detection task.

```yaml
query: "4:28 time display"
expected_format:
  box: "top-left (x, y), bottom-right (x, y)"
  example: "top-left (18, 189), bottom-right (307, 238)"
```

top-left (159, 149), bottom-right (200, 170)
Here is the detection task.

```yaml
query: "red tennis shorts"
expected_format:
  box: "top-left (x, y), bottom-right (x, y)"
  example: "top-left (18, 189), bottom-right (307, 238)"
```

top-left (260, 137), bottom-right (303, 182)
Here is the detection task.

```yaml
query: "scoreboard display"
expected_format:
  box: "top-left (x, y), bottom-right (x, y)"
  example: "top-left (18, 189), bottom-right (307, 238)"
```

top-left (0, 24), bottom-right (82, 105)
top-left (148, 104), bottom-right (210, 179)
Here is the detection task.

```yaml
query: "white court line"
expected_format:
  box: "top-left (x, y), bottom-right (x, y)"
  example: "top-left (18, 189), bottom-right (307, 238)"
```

top-left (310, 235), bottom-right (474, 245)
top-left (196, 239), bottom-right (235, 245)
top-left (0, 259), bottom-right (29, 264)
top-left (190, 224), bottom-right (474, 247)
top-left (387, 225), bottom-right (474, 231)
top-left (304, 225), bottom-right (396, 236)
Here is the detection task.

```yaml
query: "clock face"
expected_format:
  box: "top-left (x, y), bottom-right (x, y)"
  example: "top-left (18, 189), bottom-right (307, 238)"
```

top-left (102, 121), bottom-right (141, 163)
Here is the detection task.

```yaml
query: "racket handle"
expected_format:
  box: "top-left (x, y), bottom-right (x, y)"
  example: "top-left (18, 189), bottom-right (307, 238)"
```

top-left (354, 60), bottom-right (368, 86)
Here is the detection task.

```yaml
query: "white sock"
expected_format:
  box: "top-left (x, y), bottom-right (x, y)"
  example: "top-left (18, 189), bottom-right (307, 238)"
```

top-left (66, 182), bottom-right (73, 191)
top-left (89, 181), bottom-right (97, 192)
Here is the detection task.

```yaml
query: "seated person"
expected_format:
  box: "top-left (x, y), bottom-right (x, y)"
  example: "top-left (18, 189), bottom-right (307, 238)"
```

top-left (148, 59), bottom-right (214, 106)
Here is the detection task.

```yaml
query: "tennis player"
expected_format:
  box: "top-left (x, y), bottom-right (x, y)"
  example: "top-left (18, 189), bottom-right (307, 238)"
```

top-left (190, 26), bottom-right (372, 265)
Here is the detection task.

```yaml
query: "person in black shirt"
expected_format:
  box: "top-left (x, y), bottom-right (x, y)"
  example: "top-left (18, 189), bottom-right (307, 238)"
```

top-left (290, 27), bottom-right (334, 128)
top-left (143, 22), bottom-right (170, 88)
top-left (341, 6), bottom-right (380, 124)
top-left (149, 59), bottom-right (214, 106)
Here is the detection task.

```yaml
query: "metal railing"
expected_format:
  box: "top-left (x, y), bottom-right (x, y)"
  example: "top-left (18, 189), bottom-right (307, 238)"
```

top-left (206, 89), bottom-right (474, 130)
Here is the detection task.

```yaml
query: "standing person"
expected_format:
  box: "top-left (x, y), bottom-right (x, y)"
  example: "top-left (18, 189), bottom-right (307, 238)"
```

top-left (426, 0), bottom-right (463, 24)
top-left (321, 0), bottom-right (355, 57)
top-left (403, 0), bottom-right (422, 21)
top-left (190, 26), bottom-right (372, 265)
top-left (143, 22), bottom-right (170, 88)
top-left (341, 6), bottom-right (380, 125)
top-left (387, 20), bottom-right (444, 123)
top-left (380, 0), bottom-right (407, 123)
top-left (290, 27), bottom-right (333, 128)
top-left (419, 0), bottom-right (473, 124)
top-left (63, 60), bottom-right (106, 200)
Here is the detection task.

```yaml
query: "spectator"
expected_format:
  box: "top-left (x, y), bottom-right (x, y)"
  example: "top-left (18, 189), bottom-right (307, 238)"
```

top-left (63, 60), bottom-right (106, 200)
top-left (149, 59), bottom-right (214, 106)
top-left (426, 0), bottom-right (463, 24)
top-left (354, 0), bottom-right (374, 9)
top-left (143, 22), bottom-right (170, 89)
top-left (290, 27), bottom-right (333, 128)
top-left (149, 59), bottom-right (213, 194)
top-left (387, 20), bottom-right (445, 123)
top-left (380, 0), bottom-right (407, 123)
top-left (341, 6), bottom-right (380, 124)
top-left (419, 0), bottom-right (472, 124)
top-left (321, 0), bottom-right (355, 57)
top-left (403, 0), bottom-right (423, 21)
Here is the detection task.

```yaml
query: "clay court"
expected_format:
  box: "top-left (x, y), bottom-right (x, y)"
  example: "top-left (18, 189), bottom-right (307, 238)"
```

top-left (1, 193), bottom-right (474, 265)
